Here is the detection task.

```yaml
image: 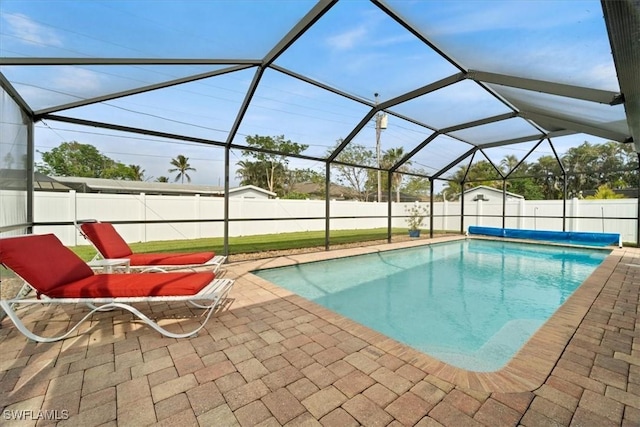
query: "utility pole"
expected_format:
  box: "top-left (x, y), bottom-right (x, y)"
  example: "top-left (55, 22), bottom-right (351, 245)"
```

top-left (374, 93), bottom-right (387, 202)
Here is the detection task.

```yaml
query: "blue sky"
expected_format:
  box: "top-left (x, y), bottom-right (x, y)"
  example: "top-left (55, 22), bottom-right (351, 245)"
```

top-left (0, 0), bottom-right (622, 188)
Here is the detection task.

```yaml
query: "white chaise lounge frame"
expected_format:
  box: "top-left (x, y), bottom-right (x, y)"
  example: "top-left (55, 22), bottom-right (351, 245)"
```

top-left (0, 278), bottom-right (234, 343)
top-left (76, 219), bottom-right (227, 273)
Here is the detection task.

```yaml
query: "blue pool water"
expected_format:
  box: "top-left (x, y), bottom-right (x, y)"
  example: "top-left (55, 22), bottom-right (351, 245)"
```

top-left (253, 239), bottom-right (609, 371)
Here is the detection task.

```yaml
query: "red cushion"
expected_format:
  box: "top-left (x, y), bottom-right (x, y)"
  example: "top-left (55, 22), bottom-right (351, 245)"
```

top-left (80, 222), bottom-right (132, 258)
top-left (129, 252), bottom-right (215, 266)
top-left (46, 271), bottom-right (215, 298)
top-left (0, 234), bottom-right (94, 295)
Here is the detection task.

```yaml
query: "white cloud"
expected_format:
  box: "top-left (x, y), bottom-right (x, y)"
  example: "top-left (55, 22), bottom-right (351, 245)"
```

top-left (326, 26), bottom-right (368, 51)
top-left (2, 12), bottom-right (63, 47)
top-left (585, 62), bottom-right (619, 91)
top-left (427, 2), bottom-right (596, 36)
top-left (371, 33), bottom-right (416, 48)
top-left (325, 15), bottom-right (414, 52)
top-left (52, 67), bottom-right (103, 92)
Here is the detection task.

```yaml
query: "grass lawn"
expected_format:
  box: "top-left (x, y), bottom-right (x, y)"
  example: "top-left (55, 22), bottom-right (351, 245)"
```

top-left (69, 228), bottom-right (436, 261)
top-left (0, 228), bottom-right (451, 282)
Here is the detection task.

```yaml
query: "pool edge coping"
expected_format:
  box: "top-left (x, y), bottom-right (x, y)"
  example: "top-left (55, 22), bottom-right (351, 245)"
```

top-left (225, 236), bottom-right (621, 393)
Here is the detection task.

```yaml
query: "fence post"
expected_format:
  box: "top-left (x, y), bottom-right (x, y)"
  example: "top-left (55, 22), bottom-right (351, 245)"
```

top-left (69, 190), bottom-right (77, 245)
top-left (476, 198), bottom-right (483, 226)
top-left (140, 192), bottom-right (146, 242)
top-left (238, 197), bottom-right (245, 237)
top-left (195, 194), bottom-right (201, 239)
top-left (571, 197), bottom-right (580, 232)
top-left (443, 199), bottom-right (448, 232)
top-left (519, 198), bottom-right (525, 229)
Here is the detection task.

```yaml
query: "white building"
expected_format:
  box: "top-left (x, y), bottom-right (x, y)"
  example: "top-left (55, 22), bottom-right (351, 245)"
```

top-left (457, 185), bottom-right (525, 202)
top-left (54, 177), bottom-right (276, 199)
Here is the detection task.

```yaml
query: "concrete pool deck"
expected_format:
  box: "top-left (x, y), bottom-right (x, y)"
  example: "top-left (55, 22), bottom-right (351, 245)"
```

top-left (0, 236), bottom-right (638, 426)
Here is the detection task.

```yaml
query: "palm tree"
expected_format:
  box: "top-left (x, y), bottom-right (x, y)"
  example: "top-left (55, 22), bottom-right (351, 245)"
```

top-left (155, 176), bottom-right (169, 183)
top-left (500, 155), bottom-right (519, 175)
top-left (169, 155), bottom-right (196, 184)
top-left (129, 164), bottom-right (145, 181)
top-left (382, 147), bottom-right (410, 202)
top-left (236, 160), bottom-right (263, 187)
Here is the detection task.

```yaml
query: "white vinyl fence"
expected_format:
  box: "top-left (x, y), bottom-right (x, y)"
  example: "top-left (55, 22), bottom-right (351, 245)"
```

top-left (30, 190), bottom-right (639, 246)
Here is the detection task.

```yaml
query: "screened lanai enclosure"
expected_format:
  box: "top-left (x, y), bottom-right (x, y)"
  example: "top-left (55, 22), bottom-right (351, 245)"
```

top-left (1, 1), bottom-right (639, 252)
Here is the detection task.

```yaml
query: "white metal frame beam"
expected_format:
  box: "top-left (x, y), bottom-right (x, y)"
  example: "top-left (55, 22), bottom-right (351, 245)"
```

top-left (33, 64), bottom-right (255, 117)
top-left (520, 110), bottom-right (632, 143)
top-left (601, 0), bottom-right (640, 148)
top-left (467, 70), bottom-right (623, 105)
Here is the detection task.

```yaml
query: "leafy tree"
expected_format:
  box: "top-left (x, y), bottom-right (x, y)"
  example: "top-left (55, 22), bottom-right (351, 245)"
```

top-left (402, 172), bottom-right (431, 200)
top-left (508, 177), bottom-right (545, 200)
top-left (102, 163), bottom-right (138, 180)
top-left (465, 160), bottom-right (502, 183)
top-left (529, 155), bottom-right (562, 199)
top-left (561, 142), bottom-right (600, 196)
top-left (434, 141), bottom-right (636, 201)
top-left (281, 192), bottom-right (309, 200)
top-left (236, 160), bottom-right (294, 196)
top-left (155, 176), bottom-right (169, 183)
top-left (239, 135), bottom-right (308, 196)
top-left (36, 141), bottom-right (139, 179)
top-left (3, 152), bottom-right (15, 169)
top-left (331, 141), bottom-right (375, 201)
top-left (585, 184), bottom-right (624, 199)
top-left (609, 142), bottom-right (638, 187)
top-left (287, 168), bottom-right (322, 184)
top-left (283, 167), bottom-right (323, 198)
top-left (501, 156), bottom-right (536, 195)
top-left (169, 154), bottom-right (196, 184)
top-left (590, 141), bottom-right (636, 189)
top-left (558, 141), bottom-right (638, 197)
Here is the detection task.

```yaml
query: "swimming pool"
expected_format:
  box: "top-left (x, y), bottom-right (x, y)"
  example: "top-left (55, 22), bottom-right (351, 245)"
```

top-left (253, 239), bottom-right (609, 371)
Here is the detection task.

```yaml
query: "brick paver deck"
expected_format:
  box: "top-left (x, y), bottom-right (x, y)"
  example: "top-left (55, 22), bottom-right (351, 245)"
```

top-left (1, 237), bottom-right (638, 426)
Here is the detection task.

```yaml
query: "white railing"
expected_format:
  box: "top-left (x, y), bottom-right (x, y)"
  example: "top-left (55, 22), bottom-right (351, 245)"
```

top-left (27, 190), bottom-right (638, 245)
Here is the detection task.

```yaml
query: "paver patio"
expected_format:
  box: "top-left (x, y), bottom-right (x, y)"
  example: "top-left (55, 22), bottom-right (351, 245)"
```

top-left (0, 237), bottom-right (638, 426)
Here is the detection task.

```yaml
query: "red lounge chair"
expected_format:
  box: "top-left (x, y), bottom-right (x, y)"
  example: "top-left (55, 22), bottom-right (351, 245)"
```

top-left (0, 234), bottom-right (233, 342)
top-left (78, 220), bottom-right (226, 273)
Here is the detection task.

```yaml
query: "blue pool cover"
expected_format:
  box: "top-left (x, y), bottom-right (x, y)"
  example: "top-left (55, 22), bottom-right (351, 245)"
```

top-left (468, 226), bottom-right (621, 247)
